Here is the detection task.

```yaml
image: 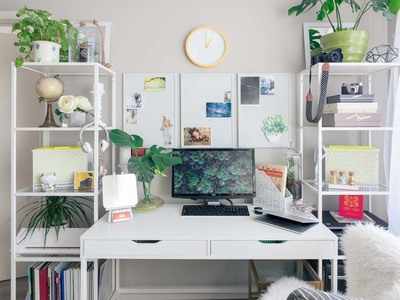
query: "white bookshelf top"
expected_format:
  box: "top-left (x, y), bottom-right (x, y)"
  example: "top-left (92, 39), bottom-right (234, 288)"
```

top-left (15, 126), bottom-right (113, 132)
top-left (16, 186), bottom-right (96, 197)
top-left (15, 228), bottom-right (86, 256)
top-left (303, 180), bottom-right (389, 196)
top-left (301, 62), bottom-right (400, 76)
top-left (17, 62), bottom-right (115, 76)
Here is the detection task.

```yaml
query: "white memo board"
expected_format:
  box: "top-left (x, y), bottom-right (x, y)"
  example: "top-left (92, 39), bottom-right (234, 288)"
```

top-left (123, 73), bottom-right (179, 148)
top-left (180, 73), bottom-right (237, 148)
top-left (238, 73), bottom-right (291, 148)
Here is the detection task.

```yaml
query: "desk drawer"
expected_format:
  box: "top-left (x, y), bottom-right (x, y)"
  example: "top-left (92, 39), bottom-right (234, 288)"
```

top-left (211, 240), bottom-right (336, 259)
top-left (84, 240), bottom-right (208, 258)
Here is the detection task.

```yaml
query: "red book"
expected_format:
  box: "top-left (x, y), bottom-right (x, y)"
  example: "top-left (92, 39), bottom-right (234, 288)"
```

top-left (339, 195), bottom-right (364, 220)
top-left (39, 263), bottom-right (49, 300)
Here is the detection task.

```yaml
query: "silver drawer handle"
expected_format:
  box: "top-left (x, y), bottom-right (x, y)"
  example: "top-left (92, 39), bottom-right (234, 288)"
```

top-left (258, 240), bottom-right (287, 244)
top-left (131, 240), bottom-right (161, 244)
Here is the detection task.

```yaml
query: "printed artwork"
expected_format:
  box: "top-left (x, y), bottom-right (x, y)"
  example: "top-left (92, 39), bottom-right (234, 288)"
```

top-left (144, 77), bottom-right (166, 92)
top-left (160, 115), bottom-right (173, 146)
top-left (339, 195), bottom-right (364, 220)
top-left (183, 127), bottom-right (211, 146)
top-left (206, 102), bottom-right (232, 118)
top-left (240, 77), bottom-right (260, 105)
top-left (261, 115), bottom-right (288, 143)
top-left (260, 77), bottom-right (275, 95)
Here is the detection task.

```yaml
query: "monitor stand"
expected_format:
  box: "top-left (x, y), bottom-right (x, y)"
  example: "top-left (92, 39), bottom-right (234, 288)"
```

top-left (200, 199), bottom-right (234, 206)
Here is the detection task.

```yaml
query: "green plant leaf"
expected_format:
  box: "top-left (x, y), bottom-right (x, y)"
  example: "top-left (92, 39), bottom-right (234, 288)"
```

top-left (109, 129), bottom-right (143, 148)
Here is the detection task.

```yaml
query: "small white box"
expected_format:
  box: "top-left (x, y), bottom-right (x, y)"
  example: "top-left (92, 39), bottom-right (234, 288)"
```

top-left (32, 146), bottom-right (88, 189)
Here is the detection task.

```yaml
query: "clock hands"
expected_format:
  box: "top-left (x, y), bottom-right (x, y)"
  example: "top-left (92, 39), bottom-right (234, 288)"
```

top-left (205, 31), bottom-right (213, 48)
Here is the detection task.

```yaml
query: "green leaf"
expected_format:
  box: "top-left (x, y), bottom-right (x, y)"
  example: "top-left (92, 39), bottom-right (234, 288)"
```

top-left (15, 57), bottom-right (23, 67)
top-left (109, 129), bottom-right (144, 149)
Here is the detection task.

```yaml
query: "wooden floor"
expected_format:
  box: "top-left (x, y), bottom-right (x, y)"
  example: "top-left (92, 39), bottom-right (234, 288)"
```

top-left (0, 278), bottom-right (27, 300)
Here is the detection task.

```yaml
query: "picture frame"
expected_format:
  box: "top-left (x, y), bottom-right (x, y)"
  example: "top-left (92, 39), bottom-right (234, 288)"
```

top-left (180, 73), bottom-right (237, 148)
top-left (123, 73), bottom-right (180, 148)
top-left (303, 22), bottom-right (354, 69)
top-left (238, 73), bottom-right (291, 148)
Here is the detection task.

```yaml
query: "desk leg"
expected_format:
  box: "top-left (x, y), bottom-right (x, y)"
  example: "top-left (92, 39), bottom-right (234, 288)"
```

top-left (81, 258), bottom-right (88, 300)
top-left (330, 259), bottom-right (338, 293)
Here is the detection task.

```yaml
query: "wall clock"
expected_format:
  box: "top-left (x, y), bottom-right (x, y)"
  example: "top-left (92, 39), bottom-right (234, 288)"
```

top-left (184, 26), bottom-right (227, 68)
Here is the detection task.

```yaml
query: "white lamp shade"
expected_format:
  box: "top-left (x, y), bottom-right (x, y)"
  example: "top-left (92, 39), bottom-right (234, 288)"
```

top-left (102, 174), bottom-right (138, 210)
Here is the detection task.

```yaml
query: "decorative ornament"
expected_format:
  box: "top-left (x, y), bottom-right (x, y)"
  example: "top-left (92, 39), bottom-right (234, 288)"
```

top-left (39, 173), bottom-right (57, 191)
top-left (365, 44), bottom-right (399, 63)
top-left (36, 75), bottom-right (64, 127)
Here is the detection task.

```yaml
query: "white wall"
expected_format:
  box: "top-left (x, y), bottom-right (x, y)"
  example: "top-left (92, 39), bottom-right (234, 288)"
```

top-left (0, 0), bottom-right (389, 297)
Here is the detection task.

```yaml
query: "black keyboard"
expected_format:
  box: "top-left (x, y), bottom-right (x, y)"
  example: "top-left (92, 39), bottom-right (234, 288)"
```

top-left (181, 205), bottom-right (250, 216)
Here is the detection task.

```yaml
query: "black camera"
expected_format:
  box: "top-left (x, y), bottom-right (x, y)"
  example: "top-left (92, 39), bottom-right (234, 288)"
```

top-left (311, 48), bottom-right (344, 66)
top-left (341, 82), bottom-right (363, 95)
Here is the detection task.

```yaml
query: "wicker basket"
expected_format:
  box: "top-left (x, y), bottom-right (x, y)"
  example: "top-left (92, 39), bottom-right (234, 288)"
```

top-left (248, 260), bottom-right (323, 300)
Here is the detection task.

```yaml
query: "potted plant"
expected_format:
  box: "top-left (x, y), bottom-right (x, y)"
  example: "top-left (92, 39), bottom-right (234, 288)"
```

top-left (18, 196), bottom-right (92, 246)
top-left (12, 7), bottom-right (78, 67)
top-left (288, 0), bottom-right (393, 62)
top-left (261, 115), bottom-right (288, 143)
top-left (109, 129), bottom-right (182, 212)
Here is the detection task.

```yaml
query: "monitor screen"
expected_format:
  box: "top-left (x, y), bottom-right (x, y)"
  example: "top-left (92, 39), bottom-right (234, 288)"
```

top-left (172, 149), bottom-right (255, 199)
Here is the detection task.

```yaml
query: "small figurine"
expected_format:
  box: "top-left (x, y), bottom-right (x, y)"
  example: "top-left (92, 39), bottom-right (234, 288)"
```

top-left (338, 171), bottom-right (347, 185)
top-left (39, 173), bottom-right (57, 191)
top-left (348, 171), bottom-right (355, 185)
top-left (160, 115), bottom-right (173, 146)
top-left (329, 170), bottom-right (338, 185)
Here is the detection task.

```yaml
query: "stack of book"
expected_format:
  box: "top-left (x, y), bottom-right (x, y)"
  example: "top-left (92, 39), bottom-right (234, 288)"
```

top-left (322, 94), bottom-right (381, 127)
top-left (26, 262), bottom-right (93, 300)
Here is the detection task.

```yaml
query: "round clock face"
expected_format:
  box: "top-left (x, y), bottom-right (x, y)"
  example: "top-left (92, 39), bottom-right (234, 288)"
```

top-left (185, 27), bottom-right (227, 68)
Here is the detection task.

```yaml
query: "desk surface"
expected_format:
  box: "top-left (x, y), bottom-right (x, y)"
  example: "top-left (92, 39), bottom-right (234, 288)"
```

top-left (81, 204), bottom-right (337, 242)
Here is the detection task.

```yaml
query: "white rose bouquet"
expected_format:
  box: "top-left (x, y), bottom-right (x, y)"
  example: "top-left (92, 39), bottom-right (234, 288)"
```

top-left (55, 95), bottom-right (93, 126)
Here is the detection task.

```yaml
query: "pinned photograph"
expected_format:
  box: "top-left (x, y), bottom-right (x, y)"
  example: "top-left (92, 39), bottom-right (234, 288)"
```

top-left (184, 127), bottom-right (211, 146)
top-left (260, 77), bottom-right (275, 95)
top-left (240, 77), bottom-right (260, 105)
top-left (127, 92), bottom-right (143, 110)
top-left (74, 171), bottom-right (94, 191)
top-left (206, 102), bottom-right (232, 118)
top-left (144, 77), bottom-right (166, 92)
top-left (224, 91), bottom-right (232, 103)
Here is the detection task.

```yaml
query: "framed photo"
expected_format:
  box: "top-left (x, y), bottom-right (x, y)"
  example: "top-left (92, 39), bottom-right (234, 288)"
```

top-left (238, 73), bottom-right (291, 148)
top-left (303, 22), bottom-right (353, 69)
top-left (180, 73), bottom-right (236, 148)
top-left (123, 73), bottom-right (179, 148)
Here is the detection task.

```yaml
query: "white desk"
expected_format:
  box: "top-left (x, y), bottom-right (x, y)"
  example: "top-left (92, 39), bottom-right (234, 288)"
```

top-left (80, 204), bottom-right (338, 299)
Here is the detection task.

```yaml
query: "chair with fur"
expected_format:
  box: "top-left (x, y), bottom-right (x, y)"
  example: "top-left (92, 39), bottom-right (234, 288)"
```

top-left (260, 223), bottom-right (400, 300)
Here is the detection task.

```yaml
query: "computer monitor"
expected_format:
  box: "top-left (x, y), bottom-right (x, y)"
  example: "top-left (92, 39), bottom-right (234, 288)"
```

top-left (172, 148), bottom-right (256, 200)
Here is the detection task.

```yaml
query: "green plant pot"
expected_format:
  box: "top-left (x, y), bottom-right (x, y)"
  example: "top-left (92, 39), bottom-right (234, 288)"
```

top-left (321, 30), bottom-right (369, 63)
top-left (135, 196), bottom-right (164, 213)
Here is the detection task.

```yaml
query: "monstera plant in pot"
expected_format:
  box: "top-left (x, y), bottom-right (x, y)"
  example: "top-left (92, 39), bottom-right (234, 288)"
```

top-left (289, 0), bottom-right (393, 62)
top-left (110, 129), bottom-right (182, 212)
top-left (12, 7), bottom-right (78, 66)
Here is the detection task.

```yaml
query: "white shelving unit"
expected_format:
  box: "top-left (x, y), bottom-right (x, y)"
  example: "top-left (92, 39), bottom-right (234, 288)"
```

top-left (10, 62), bottom-right (116, 300)
top-left (298, 62), bottom-right (399, 280)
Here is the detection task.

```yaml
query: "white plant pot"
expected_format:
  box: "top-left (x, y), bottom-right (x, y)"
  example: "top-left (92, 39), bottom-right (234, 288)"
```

top-left (31, 41), bottom-right (61, 63)
top-left (69, 111), bottom-right (87, 127)
top-left (266, 133), bottom-right (282, 143)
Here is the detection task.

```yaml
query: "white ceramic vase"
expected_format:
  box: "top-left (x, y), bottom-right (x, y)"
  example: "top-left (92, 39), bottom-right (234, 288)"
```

top-left (69, 111), bottom-right (87, 127)
top-left (31, 41), bottom-right (61, 63)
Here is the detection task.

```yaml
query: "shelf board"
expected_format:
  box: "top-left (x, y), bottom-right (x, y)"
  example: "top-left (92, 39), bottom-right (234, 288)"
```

top-left (302, 62), bottom-right (400, 76)
top-left (302, 180), bottom-right (389, 196)
top-left (16, 186), bottom-right (95, 197)
top-left (321, 127), bottom-right (393, 132)
top-left (15, 126), bottom-right (113, 132)
top-left (15, 255), bottom-right (80, 262)
top-left (18, 62), bottom-right (114, 76)
top-left (15, 228), bottom-right (86, 256)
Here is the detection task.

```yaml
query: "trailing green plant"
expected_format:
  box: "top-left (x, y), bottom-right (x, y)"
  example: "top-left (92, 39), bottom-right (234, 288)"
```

top-left (109, 129), bottom-right (182, 200)
top-left (288, 0), bottom-right (392, 32)
top-left (18, 196), bottom-right (92, 245)
top-left (12, 7), bottom-right (78, 67)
